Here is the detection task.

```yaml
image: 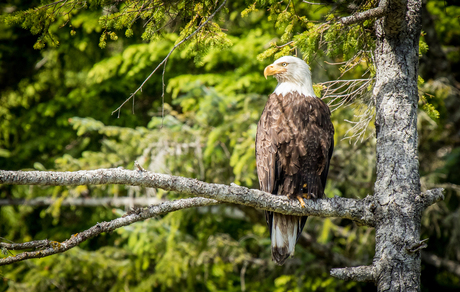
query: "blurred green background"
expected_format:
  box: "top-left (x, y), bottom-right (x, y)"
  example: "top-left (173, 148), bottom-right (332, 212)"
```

top-left (0, 0), bottom-right (459, 291)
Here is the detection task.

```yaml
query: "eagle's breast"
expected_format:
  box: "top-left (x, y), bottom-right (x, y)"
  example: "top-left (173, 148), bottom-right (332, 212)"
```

top-left (255, 91), bottom-right (333, 198)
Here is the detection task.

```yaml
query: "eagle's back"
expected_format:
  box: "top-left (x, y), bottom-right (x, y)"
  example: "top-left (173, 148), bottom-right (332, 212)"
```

top-left (255, 92), bottom-right (334, 265)
top-left (255, 92), bottom-right (334, 198)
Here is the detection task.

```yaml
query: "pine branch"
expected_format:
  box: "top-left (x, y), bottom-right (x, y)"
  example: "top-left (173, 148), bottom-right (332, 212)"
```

top-left (0, 197), bottom-right (218, 266)
top-left (339, 0), bottom-right (388, 26)
top-left (111, 0), bottom-right (227, 117)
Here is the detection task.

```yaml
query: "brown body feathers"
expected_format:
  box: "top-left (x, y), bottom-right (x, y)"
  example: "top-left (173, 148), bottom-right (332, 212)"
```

top-left (256, 92), bottom-right (334, 265)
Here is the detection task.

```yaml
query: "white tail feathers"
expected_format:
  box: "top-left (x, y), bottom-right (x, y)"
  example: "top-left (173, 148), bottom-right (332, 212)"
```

top-left (271, 213), bottom-right (301, 265)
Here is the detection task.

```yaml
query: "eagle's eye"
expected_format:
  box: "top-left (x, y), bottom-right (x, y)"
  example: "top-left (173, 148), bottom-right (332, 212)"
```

top-left (281, 63), bottom-right (287, 67)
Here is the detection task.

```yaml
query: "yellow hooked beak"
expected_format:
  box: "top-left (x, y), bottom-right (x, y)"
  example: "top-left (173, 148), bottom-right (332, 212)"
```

top-left (264, 64), bottom-right (287, 79)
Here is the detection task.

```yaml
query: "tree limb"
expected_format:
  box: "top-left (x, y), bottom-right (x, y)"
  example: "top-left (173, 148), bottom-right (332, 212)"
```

top-left (0, 197), bottom-right (218, 266)
top-left (330, 265), bottom-right (376, 282)
top-left (419, 188), bottom-right (445, 208)
top-left (0, 239), bottom-right (50, 251)
top-left (339, 0), bottom-right (388, 26)
top-left (0, 168), bottom-right (376, 226)
top-left (0, 169), bottom-right (445, 267)
top-left (0, 196), bottom-right (164, 207)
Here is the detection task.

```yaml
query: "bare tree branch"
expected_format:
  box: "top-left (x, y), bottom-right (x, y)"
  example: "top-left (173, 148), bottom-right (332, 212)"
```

top-left (0, 239), bottom-right (50, 250)
top-left (339, 0), bottom-right (388, 26)
top-left (0, 197), bottom-right (218, 266)
top-left (0, 169), bottom-right (444, 267)
top-left (320, 78), bottom-right (374, 112)
top-left (330, 264), bottom-right (376, 282)
top-left (302, 0), bottom-right (327, 5)
top-left (0, 168), bottom-right (376, 226)
top-left (0, 169), bottom-right (445, 226)
top-left (111, 0), bottom-right (227, 117)
top-left (0, 197), bottom-right (163, 207)
top-left (419, 188), bottom-right (445, 209)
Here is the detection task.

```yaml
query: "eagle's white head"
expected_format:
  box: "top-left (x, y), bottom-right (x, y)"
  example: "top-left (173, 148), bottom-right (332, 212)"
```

top-left (264, 56), bottom-right (316, 97)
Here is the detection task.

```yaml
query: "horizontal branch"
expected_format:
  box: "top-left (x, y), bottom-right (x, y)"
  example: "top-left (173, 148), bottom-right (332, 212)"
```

top-left (0, 196), bottom-right (163, 207)
top-left (0, 239), bottom-right (50, 250)
top-left (339, 0), bottom-right (388, 26)
top-left (0, 197), bottom-right (218, 266)
top-left (330, 265), bottom-right (376, 282)
top-left (0, 168), bottom-right (376, 226)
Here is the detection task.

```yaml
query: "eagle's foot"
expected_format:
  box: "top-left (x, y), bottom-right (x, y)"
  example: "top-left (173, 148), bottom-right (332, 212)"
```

top-left (302, 193), bottom-right (312, 200)
top-left (296, 196), bottom-right (306, 208)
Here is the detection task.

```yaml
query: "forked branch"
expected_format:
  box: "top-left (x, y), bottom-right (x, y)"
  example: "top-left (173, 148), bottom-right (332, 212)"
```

top-left (0, 197), bottom-right (218, 266)
top-left (0, 169), bottom-right (444, 267)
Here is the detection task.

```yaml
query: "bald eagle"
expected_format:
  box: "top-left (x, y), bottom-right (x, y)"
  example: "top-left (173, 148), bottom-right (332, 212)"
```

top-left (256, 56), bottom-right (334, 265)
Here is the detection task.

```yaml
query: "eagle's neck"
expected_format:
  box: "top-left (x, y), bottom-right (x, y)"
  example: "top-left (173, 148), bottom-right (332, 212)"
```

top-left (273, 79), bottom-right (316, 97)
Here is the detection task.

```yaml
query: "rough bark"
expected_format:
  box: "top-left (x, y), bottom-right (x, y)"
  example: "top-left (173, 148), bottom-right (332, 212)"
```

top-left (372, 0), bottom-right (424, 290)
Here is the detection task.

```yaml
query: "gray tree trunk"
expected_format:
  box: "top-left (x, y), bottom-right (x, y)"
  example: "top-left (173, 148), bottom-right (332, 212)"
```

top-left (373, 0), bottom-right (423, 290)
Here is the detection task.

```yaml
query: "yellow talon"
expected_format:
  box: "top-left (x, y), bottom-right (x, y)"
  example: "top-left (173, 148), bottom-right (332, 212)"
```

top-left (297, 196), bottom-right (306, 208)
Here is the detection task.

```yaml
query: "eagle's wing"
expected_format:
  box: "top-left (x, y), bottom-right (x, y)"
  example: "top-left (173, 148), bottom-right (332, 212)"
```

top-left (255, 93), bottom-right (334, 265)
top-left (255, 93), bottom-right (307, 239)
top-left (256, 93), bottom-right (334, 197)
top-left (256, 94), bottom-right (287, 242)
top-left (255, 94), bottom-right (278, 195)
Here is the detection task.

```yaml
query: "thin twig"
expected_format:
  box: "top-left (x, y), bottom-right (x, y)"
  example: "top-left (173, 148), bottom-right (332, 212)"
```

top-left (111, 0), bottom-right (228, 116)
top-left (37, 0), bottom-right (66, 10)
top-left (324, 60), bottom-right (347, 65)
top-left (302, 0), bottom-right (327, 5)
top-left (276, 41), bottom-right (294, 49)
top-left (161, 58), bottom-right (167, 127)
